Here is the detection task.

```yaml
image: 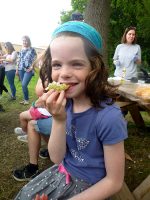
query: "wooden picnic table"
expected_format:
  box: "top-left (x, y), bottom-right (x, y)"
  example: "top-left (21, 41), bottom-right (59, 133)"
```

top-left (118, 81), bottom-right (150, 110)
top-left (112, 81), bottom-right (150, 200)
top-left (116, 81), bottom-right (150, 129)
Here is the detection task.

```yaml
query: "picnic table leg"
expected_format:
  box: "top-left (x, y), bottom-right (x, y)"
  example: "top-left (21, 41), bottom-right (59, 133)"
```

top-left (127, 104), bottom-right (146, 135)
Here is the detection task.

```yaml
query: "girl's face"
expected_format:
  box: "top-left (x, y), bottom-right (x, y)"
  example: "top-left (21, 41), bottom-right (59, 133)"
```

top-left (126, 29), bottom-right (136, 44)
top-left (50, 36), bottom-right (91, 100)
top-left (5, 45), bottom-right (10, 54)
top-left (4, 45), bottom-right (9, 53)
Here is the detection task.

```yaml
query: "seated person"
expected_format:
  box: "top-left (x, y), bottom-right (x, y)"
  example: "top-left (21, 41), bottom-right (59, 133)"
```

top-left (15, 98), bottom-right (51, 136)
top-left (14, 21), bottom-right (127, 200)
top-left (12, 78), bottom-right (52, 181)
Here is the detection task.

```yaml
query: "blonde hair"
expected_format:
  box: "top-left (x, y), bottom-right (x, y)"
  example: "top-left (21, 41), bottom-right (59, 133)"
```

top-left (22, 35), bottom-right (31, 47)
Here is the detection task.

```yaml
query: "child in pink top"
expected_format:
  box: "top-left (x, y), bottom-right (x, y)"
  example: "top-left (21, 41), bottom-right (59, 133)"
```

top-left (19, 99), bottom-right (51, 133)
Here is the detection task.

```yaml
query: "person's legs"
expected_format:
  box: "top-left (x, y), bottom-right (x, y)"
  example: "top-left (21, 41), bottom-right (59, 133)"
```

top-left (34, 117), bottom-right (52, 136)
top-left (19, 110), bottom-right (32, 132)
top-left (0, 67), bottom-right (4, 95)
top-left (34, 117), bottom-right (52, 159)
top-left (27, 120), bottom-right (41, 165)
top-left (5, 70), bottom-right (16, 98)
top-left (12, 120), bottom-right (41, 181)
top-left (21, 71), bottom-right (33, 101)
top-left (0, 67), bottom-right (8, 94)
top-left (12, 117), bottom-right (52, 181)
top-left (18, 70), bottom-right (25, 103)
top-left (18, 69), bottom-right (25, 82)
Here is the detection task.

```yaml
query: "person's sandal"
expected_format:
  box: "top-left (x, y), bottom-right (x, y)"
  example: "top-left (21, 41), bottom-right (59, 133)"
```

top-left (17, 135), bottom-right (28, 143)
top-left (14, 127), bottom-right (26, 135)
top-left (23, 100), bottom-right (29, 105)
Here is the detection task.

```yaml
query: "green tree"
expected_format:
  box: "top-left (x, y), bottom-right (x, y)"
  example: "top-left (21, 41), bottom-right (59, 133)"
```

top-left (84, 0), bottom-right (111, 65)
top-left (60, 0), bottom-right (87, 23)
top-left (136, 0), bottom-right (150, 66)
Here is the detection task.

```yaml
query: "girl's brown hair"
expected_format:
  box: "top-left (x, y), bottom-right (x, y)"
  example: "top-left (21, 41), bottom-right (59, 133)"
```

top-left (39, 32), bottom-right (118, 108)
top-left (4, 42), bottom-right (15, 54)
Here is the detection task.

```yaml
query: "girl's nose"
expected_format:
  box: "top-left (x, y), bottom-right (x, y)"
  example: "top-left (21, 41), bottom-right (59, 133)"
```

top-left (60, 66), bottom-right (72, 78)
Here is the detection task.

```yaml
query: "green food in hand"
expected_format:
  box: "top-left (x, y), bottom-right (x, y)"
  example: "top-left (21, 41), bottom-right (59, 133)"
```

top-left (46, 81), bottom-right (69, 92)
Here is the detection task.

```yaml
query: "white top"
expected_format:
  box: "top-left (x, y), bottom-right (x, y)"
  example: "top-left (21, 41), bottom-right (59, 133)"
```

top-left (113, 43), bottom-right (141, 79)
top-left (4, 51), bottom-right (18, 71)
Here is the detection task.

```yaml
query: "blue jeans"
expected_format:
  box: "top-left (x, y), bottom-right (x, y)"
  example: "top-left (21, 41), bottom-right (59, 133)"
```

top-left (5, 70), bottom-right (16, 97)
top-left (18, 70), bottom-right (34, 101)
top-left (33, 116), bottom-right (52, 136)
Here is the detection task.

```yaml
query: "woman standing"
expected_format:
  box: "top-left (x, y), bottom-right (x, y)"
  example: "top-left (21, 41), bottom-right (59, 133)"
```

top-left (113, 26), bottom-right (141, 80)
top-left (17, 36), bottom-right (37, 105)
top-left (2, 42), bottom-right (18, 100)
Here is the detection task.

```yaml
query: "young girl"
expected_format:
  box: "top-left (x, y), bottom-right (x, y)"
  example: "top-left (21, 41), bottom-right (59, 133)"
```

top-left (14, 77), bottom-right (51, 143)
top-left (16, 98), bottom-right (51, 134)
top-left (14, 21), bottom-right (127, 200)
top-left (0, 42), bottom-right (18, 99)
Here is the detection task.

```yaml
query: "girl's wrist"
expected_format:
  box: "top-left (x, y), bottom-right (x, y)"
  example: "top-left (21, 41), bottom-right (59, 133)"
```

top-left (32, 101), bottom-right (36, 107)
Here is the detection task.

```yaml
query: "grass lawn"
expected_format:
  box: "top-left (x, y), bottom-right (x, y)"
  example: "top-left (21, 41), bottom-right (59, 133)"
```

top-left (0, 73), bottom-right (150, 199)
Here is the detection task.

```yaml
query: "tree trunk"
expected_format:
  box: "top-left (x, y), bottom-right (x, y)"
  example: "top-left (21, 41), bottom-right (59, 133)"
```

top-left (84, 0), bottom-right (111, 66)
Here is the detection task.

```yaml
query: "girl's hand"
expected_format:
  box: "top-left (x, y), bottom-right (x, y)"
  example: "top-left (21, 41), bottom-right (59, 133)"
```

top-left (34, 98), bottom-right (45, 108)
top-left (34, 194), bottom-right (48, 200)
top-left (15, 69), bottom-right (19, 76)
top-left (40, 89), bottom-right (67, 121)
top-left (133, 55), bottom-right (138, 62)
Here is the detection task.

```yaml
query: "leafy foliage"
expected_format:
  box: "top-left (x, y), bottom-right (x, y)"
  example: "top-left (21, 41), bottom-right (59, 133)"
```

top-left (60, 0), bottom-right (88, 23)
top-left (71, 0), bottom-right (87, 12)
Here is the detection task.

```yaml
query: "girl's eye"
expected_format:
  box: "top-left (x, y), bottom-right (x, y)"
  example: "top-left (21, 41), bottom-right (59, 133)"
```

top-left (72, 62), bottom-right (83, 68)
top-left (52, 63), bottom-right (61, 69)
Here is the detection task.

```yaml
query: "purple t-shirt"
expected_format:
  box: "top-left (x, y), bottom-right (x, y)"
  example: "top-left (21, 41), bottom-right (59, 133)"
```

top-left (63, 100), bottom-right (128, 184)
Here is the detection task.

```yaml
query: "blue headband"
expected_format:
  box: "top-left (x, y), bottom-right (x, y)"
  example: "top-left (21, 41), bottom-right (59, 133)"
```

top-left (52, 21), bottom-right (102, 51)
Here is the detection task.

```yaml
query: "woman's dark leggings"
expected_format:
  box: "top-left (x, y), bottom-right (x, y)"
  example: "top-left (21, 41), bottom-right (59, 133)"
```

top-left (0, 66), bottom-right (8, 95)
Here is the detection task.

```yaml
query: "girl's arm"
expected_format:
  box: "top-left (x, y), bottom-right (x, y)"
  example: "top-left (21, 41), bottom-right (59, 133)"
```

top-left (34, 78), bottom-right (48, 107)
top-left (135, 45), bottom-right (141, 65)
top-left (5, 51), bottom-right (17, 63)
top-left (0, 54), bottom-right (7, 61)
top-left (35, 78), bottom-right (45, 97)
top-left (69, 141), bottom-right (125, 200)
top-left (40, 90), bottom-right (67, 164)
top-left (113, 45), bottom-right (121, 67)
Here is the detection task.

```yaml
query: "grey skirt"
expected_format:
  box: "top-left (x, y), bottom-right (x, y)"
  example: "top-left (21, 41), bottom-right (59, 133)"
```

top-left (14, 164), bottom-right (92, 200)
